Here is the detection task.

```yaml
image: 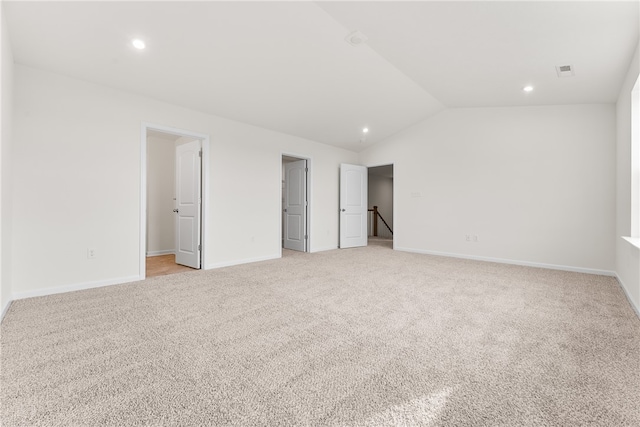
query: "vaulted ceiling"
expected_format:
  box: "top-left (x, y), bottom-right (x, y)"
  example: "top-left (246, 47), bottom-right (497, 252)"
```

top-left (4, 1), bottom-right (639, 152)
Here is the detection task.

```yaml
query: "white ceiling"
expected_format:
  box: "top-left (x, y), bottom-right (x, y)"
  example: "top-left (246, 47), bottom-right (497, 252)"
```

top-left (4, 1), bottom-right (638, 152)
top-left (319, 1), bottom-right (639, 107)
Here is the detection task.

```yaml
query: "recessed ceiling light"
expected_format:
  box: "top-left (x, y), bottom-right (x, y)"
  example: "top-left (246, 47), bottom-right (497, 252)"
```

top-left (363, 127), bottom-right (369, 133)
top-left (523, 86), bottom-right (534, 92)
top-left (132, 39), bottom-right (146, 50)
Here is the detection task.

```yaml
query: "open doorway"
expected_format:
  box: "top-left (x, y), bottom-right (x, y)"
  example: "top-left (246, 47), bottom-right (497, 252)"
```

top-left (282, 155), bottom-right (309, 253)
top-left (368, 164), bottom-right (394, 249)
top-left (142, 124), bottom-right (210, 278)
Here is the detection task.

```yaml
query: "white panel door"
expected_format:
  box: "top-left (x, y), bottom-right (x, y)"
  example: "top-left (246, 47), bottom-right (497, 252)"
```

top-left (284, 159), bottom-right (307, 252)
top-left (175, 140), bottom-right (201, 268)
top-left (340, 163), bottom-right (368, 248)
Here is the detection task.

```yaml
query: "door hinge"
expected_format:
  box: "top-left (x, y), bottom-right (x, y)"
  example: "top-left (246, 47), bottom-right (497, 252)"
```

top-left (305, 167), bottom-right (308, 172)
top-left (198, 244), bottom-right (201, 251)
top-left (304, 235), bottom-right (308, 239)
top-left (198, 150), bottom-right (202, 157)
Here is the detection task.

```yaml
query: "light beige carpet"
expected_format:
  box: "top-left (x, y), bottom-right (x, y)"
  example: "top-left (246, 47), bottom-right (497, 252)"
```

top-left (1, 246), bottom-right (639, 426)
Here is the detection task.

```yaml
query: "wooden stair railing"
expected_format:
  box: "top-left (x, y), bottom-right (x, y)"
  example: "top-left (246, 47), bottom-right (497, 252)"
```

top-left (367, 206), bottom-right (393, 236)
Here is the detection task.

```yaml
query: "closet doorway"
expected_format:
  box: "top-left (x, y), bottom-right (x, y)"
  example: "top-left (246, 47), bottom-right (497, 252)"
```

top-left (142, 124), bottom-right (210, 278)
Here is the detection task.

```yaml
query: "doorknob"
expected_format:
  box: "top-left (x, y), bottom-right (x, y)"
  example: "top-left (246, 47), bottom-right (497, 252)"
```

top-left (283, 208), bottom-right (287, 212)
top-left (341, 209), bottom-right (346, 212)
top-left (173, 209), bottom-right (179, 213)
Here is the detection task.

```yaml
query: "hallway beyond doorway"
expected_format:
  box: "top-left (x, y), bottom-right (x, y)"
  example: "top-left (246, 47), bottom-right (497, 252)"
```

top-left (368, 236), bottom-right (392, 249)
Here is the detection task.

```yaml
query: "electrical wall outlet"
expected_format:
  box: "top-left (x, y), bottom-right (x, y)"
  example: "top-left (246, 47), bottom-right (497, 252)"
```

top-left (465, 235), bottom-right (471, 241)
top-left (87, 248), bottom-right (96, 259)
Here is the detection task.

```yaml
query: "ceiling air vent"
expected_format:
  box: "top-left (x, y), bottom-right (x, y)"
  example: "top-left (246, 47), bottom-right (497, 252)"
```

top-left (556, 64), bottom-right (575, 77)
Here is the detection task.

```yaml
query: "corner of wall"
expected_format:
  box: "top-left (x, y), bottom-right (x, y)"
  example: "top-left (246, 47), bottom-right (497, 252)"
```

top-left (1, 299), bottom-right (11, 323)
top-left (615, 272), bottom-right (640, 319)
top-left (0, 1), bottom-right (15, 319)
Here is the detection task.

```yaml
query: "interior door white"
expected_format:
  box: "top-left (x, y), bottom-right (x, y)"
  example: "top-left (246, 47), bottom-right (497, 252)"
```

top-left (175, 140), bottom-right (201, 268)
top-left (284, 159), bottom-right (307, 252)
top-left (340, 163), bottom-right (368, 248)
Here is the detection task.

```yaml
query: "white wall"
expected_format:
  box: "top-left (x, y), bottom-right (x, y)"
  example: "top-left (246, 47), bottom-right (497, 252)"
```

top-left (8, 57), bottom-right (631, 304)
top-left (615, 41), bottom-right (640, 315)
top-left (368, 173), bottom-right (393, 239)
top-left (1, 6), bottom-right (14, 318)
top-left (146, 135), bottom-right (176, 255)
top-left (11, 65), bottom-right (357, 297)
top-left (360, 104), bottom-right (616, 274)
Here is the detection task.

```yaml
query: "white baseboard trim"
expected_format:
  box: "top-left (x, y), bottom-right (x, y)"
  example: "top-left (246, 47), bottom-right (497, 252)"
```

top-left (146, 250), bottom-right (175, 257)
top-left (615, 273), bottom-right (640, 320)
top-left (310, 246), bottom-right (338, 253)
top-left (206, 254), bottom-right (281, 270)
top-left (1, 299), bottom-right (12, 323)
top-left (395, 247), bottom-right (616, 277)
top-left (11, 275), bottom-right (143, 301)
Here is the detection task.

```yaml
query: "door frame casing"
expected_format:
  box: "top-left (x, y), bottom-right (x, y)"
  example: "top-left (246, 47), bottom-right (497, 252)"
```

top-left (141, 122), bottom-right (210, 278)
top-left (281, 153), bottom-right (312, 254)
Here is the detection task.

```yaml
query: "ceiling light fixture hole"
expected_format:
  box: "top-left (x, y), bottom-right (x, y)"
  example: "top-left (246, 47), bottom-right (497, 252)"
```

top-left (345, 30), bottom-right (368, 47)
